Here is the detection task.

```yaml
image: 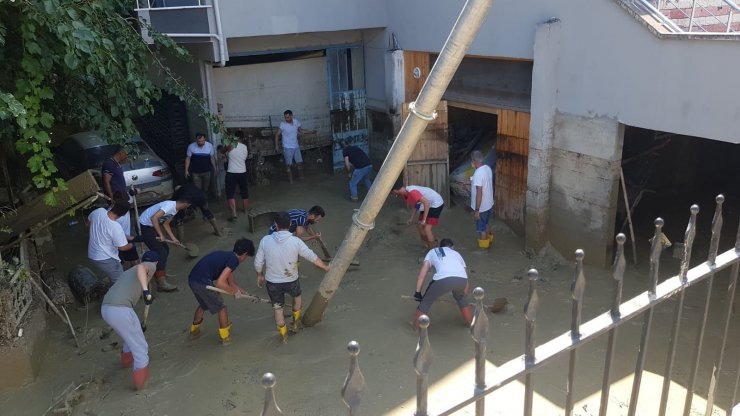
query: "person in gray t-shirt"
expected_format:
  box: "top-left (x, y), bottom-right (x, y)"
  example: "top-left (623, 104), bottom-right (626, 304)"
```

top-left (101, 251), bottom-right (159, 390)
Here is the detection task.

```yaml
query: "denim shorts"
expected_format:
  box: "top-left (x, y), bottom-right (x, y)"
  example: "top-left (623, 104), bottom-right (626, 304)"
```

top-left (475, 209), bottom-right (492, 233)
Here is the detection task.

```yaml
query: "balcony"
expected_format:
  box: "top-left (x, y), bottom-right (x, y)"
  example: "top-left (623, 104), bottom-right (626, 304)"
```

top-left (135, 0), bottom-right (227, 65)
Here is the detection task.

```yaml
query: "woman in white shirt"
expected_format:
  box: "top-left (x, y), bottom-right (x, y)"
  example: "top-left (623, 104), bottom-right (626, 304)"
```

top-left (224, 131), bottom-right (250, 221)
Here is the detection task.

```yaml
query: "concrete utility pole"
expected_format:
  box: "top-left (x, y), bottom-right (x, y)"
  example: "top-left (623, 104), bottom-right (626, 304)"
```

top-left (303, 0), bottom-right (495, 326)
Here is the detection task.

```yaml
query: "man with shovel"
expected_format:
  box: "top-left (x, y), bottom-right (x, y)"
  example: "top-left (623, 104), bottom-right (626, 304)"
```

top-left (100, 250), bottom-right (159, 390)
top-left (256, 212), bottom-right (329, 343)
top-left (188, 238), bottom-right (255, 345)
top-left (138, 197), bottom-right (192, 292)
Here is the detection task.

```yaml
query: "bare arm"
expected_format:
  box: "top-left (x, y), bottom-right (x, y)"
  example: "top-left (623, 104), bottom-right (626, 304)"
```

top-left (214, 267), bottom-right (244, 294)
top-left (151, 210), bottom-right (166, 240)
top-left (419, 198), bottom-right (431, 223)
top-left (344, 156), bottom-right (352, 177)
top-left (312, 257), bottom-right (329, 271)
top-left (298, 127), bottom-right (316, 135)
top-left (162, 217), bottom-right (177, 243)
top-left (416, 261), bottom-right (431, 292)
top-left (407, 207), bottom-right (417, 225)
top-left (274, 129), bottom-right (282, 150)
top-left (474, 185), bottom-right (483, 220)
top-left (295, 225), bottom-right (318, 241)
top-left (135, 264), bottom-right (149, 291)
top-left (184, 156), bottom-right (191, 177)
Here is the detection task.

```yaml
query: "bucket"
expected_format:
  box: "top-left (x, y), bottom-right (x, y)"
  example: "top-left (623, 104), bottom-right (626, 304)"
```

top-left (672, 242), bottom-right (685, 260)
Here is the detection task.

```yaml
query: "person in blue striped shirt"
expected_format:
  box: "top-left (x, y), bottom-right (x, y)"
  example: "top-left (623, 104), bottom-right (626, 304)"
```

top-left (268, 206), bottom-right (325, 242)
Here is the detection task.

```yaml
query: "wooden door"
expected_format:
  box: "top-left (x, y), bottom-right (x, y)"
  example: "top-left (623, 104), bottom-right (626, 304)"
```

top-left (493, 109), bottom-right (529, 234)
top-left (401, 101), bottom-right (450, 205)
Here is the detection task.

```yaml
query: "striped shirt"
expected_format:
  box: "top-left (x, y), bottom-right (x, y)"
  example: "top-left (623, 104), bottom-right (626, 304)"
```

top-left (268, 209), bottom-right (308, 234)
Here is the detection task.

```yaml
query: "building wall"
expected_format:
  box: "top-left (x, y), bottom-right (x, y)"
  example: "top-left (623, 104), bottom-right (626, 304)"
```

top-left (218, 0), bottom-right (386, 38)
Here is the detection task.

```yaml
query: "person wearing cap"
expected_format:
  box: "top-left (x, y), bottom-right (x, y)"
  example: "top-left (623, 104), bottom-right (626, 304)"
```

top-left (391, 182), bottom-right (445, 250)
top-left (188, 238), bottom-right (255, 346)
top-left (412, 238), bottom-right (472, 330)
top-left (100, 250), bottom-right (159, 390)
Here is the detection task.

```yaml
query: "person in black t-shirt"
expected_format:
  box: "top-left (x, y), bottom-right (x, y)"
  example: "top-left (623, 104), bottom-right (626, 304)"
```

top-left (342, 144), bottom-right (373, 202)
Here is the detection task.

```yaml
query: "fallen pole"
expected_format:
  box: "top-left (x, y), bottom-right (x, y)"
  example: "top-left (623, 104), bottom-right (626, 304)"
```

top-left (303, 0), bottom-right (496, 326)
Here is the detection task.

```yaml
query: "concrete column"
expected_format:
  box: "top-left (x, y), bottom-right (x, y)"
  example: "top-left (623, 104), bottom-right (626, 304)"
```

top-left (525, 18), bottom-right (561, 251)
top-left (384, 49), bottom-right (405, 118)
top-left (548, 115), bottom-right (624, 266)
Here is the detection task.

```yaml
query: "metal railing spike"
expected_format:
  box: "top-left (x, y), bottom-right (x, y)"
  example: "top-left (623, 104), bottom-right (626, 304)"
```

top-left (260, 373), bottom-right (284, 416)
top-left (414, 314), bottom-right (432, 416)
top-left (659, 204), bottom-right (698, 416)
top-left (648, 217), bottom-right (664, 296)
top-left (523, 269), bottom-right (539, 416)
top-left (565, 250), bottom-right (586, 416)
top-left (342, 340), bottom-right (366, 416)
top-left (599, 234), bottom-right (626, 416)
top-left (471, 287), bottom-right (488, 416)
top-left (683, 196), bottom-right (724, 416)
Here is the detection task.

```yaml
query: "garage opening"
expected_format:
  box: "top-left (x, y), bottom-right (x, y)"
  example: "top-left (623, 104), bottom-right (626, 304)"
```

top-left (617, 126), bottom-right (740, 266)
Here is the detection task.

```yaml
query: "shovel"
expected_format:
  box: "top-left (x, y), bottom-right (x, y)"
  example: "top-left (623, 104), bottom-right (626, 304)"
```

top-left (160, 238), bottom-right (200, 258)
top-left (206, 285), bottom-right (271, 304)
top-left (317, 237), bottom-right (360, 266)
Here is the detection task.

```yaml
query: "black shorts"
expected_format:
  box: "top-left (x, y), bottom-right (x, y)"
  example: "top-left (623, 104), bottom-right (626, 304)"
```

top-left (418, 204), bottom-right (444, 226)
top-left (119, 246), bottom-right (139, 262)
top-left (225, 172), bottom-right (249, 199)
top-left (265, 280), bottom-right (302, 307)
top-left (189, 282), bottom-right (225, 314)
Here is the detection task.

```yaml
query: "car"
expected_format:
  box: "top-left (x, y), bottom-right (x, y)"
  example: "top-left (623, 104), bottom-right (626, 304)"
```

top-left (54, 131), bottom-right (174, 206)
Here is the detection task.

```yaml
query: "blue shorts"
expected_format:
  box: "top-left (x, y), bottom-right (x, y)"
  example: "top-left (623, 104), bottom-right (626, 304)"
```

top-left (475, 209), bottom-right (492, 233)
top-left (283, 147), bottom-right (303, 165)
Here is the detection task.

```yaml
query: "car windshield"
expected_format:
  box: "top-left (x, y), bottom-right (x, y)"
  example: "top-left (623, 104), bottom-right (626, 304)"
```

top-left (84, 142), bottom-right (151, 169)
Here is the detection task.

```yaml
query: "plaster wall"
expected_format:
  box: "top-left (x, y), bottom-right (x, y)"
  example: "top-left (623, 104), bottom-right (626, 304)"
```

top-left (218, 0), bottom-right (386, 38)
top-left (212, 57), bottom-right (329, 132)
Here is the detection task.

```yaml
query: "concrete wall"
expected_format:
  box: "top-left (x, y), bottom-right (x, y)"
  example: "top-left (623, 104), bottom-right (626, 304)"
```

top-left (219, 0), bottom-right (386, 38)
top-left (212, 57), bottom-right (329, 132)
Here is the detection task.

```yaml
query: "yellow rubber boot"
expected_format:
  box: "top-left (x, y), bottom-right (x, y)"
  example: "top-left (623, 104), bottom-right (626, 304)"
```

top-left (488, 232), bottom-right (495, 244)
top-left (277, 325), bottom-right (288, 344)
top-left (219, 324), bottom-right (232, 346)
top-left (477, 238), bottom-right (491, 249)
top-left (290, 310), bottom-right (301, 333)
top-left (189, 321), bottom-right (203, 340)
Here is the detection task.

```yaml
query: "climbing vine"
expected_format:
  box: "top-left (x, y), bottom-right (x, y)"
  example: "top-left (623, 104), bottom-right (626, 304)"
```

top-left (0, 0), bottom-right (226, 204)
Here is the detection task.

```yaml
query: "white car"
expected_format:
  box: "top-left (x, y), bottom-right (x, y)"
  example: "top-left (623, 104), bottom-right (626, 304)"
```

top-left (54, 131), bottom-right (174, 206)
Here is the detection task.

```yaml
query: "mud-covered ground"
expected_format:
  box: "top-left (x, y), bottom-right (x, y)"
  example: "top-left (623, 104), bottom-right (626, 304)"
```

top-left (0, 170), bottom-right (738, 415)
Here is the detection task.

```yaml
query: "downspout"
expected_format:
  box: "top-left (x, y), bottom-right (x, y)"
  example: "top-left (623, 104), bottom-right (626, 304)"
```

top-left (212, 0), bottom-right (226, 67)
top-left (303, 0), bottom-right (495, 326)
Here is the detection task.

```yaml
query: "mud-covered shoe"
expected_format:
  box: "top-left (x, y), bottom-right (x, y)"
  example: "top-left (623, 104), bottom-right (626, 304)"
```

top-left (156, 277), bottom-right (178, 292)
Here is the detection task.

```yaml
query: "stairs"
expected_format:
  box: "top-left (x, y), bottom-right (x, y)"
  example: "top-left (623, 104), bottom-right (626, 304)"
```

top-left (651, 0), bottom-right (740, 32)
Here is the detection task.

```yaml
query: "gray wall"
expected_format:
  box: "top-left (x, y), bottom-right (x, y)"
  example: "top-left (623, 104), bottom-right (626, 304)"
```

top-left (219, 0), bottom-right (387, 38)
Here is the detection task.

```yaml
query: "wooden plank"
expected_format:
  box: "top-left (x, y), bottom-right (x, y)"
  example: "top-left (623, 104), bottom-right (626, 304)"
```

top-left (404, 51), bottom-right (431, 103)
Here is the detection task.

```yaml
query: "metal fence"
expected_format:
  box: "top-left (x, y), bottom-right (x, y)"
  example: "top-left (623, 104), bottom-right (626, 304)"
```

top-left (257, 194), bottom-right (740, 415)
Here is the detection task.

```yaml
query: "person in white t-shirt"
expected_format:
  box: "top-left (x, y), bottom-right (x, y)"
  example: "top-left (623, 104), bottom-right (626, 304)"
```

top-left (88, 200), bottom-right (135, 283)
top-left (470, 150), bottom-right (495, 249)
top-left (224, 131), bottom-right (250, 221)
top-left (392, 182), bottom-right (445, 250)
top-left (412, 238), bottom-right (472, 330)
top-left (138, 198), bottom-right (192, 292)
top-left (274, 110), bottom-right (316, 184)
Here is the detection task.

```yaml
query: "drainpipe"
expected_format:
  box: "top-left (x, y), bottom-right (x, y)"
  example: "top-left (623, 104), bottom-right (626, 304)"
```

top-left (212, 0), bottom-right (227, 67)
top-left (302, 0), bottom-right (495, 326)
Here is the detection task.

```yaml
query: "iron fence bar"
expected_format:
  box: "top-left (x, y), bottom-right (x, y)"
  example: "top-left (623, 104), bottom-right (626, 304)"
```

top-left (704, 219), bottom-right (740, 415)
top-left (727, 9), bottom-right (734, 32)
top-left (523, 269), bottom-right (539, 416)
top-left (470, 287), bottom-right (489, 416)
top-left (342, 340), bottom-right (366, 416)
top-left (689, 0), bottom-right (698, 31)
top-left (436, 245), bottom-right (740, 416)
top-left (565, 251), bottom-right (586, 416)
top-left (598, 234), bottom-right (626, 416)
top-left (260, 373), bottom-right (284, 416)
top-left (627, 218), bottom-right (664, 416)
top-left (683, 195), bottom-right (724, 416)
top-left (414, 315), bottom-right (433, 416)
top-left (658, 205), bottom-right (699, 416)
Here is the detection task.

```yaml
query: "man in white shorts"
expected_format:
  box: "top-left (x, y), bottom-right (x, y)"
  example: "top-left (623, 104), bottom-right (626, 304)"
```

top-left (274, 109), bottom-right (316, 183)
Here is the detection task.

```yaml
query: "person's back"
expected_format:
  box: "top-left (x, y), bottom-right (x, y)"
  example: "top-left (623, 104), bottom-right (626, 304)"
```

top-left (227, 143), bottom-right (248, 173)
top-left (342, 145), bottom-right (371, 168)
top-left (188, 251), bottom-right (239, 286)
top-left (256, 231), bottom-right (317, 283)
top-left (88, 207), bottom-right (127, 261)
top-left (103, 262), bottom-right (156, 308)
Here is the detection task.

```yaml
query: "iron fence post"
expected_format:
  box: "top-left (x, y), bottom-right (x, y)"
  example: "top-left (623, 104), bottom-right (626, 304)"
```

top-left (471, 287), bottom-right (489, 416)
top-left (628, 217), bottom-right (664, 416)
top-left (599, 234), bottom-right (626, 416)
top-left (523, 269), bottom-right (539, 416)
top-left (414, 314), bottom-right (433, 416)
top-left (565, 250), bottom-right (586, 416)
top-left (659, 205), bottom-right (699, 416)
top-left (260, 373), bottom-right (284, 416)
top-left (342, 340), bottom-right (366, 416)
top-left (683, 195), bottom-right (724, 416)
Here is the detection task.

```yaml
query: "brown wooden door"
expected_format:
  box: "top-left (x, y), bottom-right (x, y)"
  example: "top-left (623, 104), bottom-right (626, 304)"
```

top-left (493, 109), bottom-right (529, 235)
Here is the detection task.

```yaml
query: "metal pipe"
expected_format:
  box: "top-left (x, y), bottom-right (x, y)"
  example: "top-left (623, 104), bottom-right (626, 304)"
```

top-left (658, 205), bottom-right (698, 416)
top-left (689, 0), bottom-right (698, 32)
top-left (212, 0), bottom-right (227, 67)
top-left (637, 0), bottom-right (684, 32)
top-left (683, 195), bottom-right (724, 416)
top-left (302, 0), bottom-right (495, 326)
top-left (414, 315), bottom-right (433, 416)
top-left (627, 218), bottom-right (664, 416)
top-left (598, 234), bottom-right (626, 416)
